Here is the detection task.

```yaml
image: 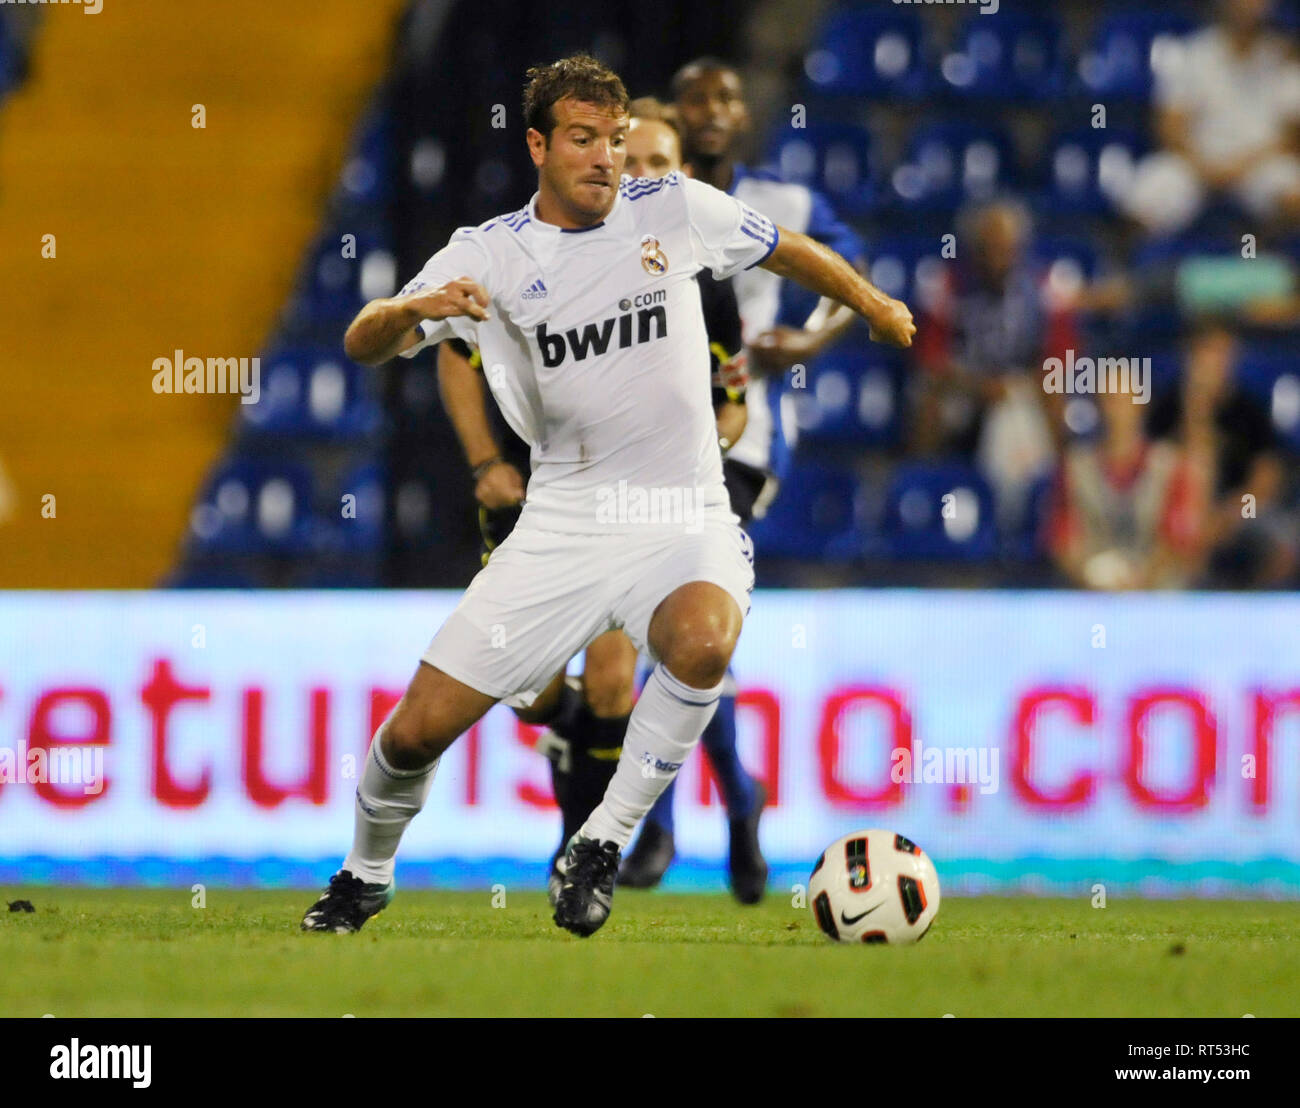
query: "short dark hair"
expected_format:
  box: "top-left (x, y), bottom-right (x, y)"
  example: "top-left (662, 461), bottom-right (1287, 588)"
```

top-left (670, 56), bottom-right (737, 100)
top-left (523, 53), bottom-right (630, 144)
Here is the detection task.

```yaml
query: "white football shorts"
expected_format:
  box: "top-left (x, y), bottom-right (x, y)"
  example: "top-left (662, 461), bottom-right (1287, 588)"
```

top-left (422, 514), bottom-right (754, 708)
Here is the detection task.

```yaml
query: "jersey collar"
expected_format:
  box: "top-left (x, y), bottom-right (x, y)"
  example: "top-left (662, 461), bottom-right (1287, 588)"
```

top-left (527, 184), bottom-right (620, 234)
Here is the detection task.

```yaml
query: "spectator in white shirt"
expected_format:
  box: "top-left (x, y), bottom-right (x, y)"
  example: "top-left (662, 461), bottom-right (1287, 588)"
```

top-left (1122, 0), bottom-right (1300, 235)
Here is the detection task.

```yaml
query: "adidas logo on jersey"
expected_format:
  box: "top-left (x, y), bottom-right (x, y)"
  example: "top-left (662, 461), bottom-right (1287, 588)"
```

top-left (536, 295), bottom-right (668, 367)
top-left (521, 279), bottom-right (548, 300)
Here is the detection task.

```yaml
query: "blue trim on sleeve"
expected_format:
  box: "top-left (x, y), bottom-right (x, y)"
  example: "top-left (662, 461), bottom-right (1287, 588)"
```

top-left (743, 224), bottom-right (780, 270)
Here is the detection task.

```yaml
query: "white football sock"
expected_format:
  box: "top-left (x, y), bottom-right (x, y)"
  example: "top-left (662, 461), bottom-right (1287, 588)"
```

top-left (342, 727), bottom-right (439, 886)
top-left (579, 662), bottom-right (722, 848)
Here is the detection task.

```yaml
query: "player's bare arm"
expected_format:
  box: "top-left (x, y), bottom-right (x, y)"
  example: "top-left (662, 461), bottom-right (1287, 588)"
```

top-left (343, 277), bottom-right (490, 366)
top-left (436, 342), bottom-right (526, 508)
top-left (760, 227), bottom-right (915, 349)
top-left (716, 398), bottom-right (747, 450)
top-left (751, 287), bottom-right (862, 373)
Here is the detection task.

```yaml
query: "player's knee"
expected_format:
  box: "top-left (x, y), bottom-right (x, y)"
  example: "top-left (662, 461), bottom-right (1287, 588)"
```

top-left (382, 706), bottom-right (450, 767)
top-left (661, 625), bottom-right (737, 690)
top-left (583, 659), bottom-right (635, 717)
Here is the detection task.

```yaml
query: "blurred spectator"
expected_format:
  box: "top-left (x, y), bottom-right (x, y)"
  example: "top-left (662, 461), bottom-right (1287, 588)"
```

top-left (1122, 0), bottom-right (1300, 236)
top-left (1148, 323), bottom-right (1296, 586)
top-left (911, 198), bottom-right (1077, 534)
top-left (1048, 388), bottom-right (1208, 590)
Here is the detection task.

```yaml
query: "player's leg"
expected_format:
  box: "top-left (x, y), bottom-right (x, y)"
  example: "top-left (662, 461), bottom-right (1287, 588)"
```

top-left (302, 663), bottom-right (497, 932)
top-left (618, 671), bottom-right (767, 895)
top-left (307, 524), bottom-right (607, 933)
top-left (592, 580), bottom-right (742, 838)
top-left (556, 633), bottom-right (637, 869)
top-left (616, 781), bottom-right (676, 888)
top-left (519, 632), bottom-right (638, 902)
top-left (702, 681), bottom-right (768, 904)
top-left (554, 580), bottom-right (745, 936)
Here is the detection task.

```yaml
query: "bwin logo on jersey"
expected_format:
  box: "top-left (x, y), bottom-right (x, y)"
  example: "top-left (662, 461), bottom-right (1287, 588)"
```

top-left (521, 279), bottom-right (548, 300)
top-left (536, 297), bottom-right (668, 367)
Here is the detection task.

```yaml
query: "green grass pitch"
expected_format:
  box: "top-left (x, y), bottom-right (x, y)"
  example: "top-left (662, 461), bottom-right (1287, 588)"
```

top-left (3, 887), bottom-right (1297, 1017)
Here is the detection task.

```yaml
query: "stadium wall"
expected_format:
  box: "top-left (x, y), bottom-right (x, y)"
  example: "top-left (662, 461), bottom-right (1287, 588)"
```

top-left (2, 590), bottom-right (1298, 898)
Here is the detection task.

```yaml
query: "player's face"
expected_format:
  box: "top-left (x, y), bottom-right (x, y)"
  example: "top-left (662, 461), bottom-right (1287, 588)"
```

top-left (675, 68), bottom-right (748, 160)
top-left (530, 98), bottom-right (628, 222)
top-left (624, 118), bottom-right (682, 179)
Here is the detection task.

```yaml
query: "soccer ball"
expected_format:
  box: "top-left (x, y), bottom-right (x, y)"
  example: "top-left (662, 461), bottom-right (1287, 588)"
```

top-left (808, 829), bottom-right (940, 944)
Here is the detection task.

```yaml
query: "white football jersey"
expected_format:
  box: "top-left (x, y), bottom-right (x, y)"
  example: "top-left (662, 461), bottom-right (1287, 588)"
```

top-left (399, 172), bottom-right (778, 533)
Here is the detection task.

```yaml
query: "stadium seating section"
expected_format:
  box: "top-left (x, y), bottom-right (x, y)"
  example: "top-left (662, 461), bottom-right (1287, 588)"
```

top-left (159, 0), bottom-right (1300, 589)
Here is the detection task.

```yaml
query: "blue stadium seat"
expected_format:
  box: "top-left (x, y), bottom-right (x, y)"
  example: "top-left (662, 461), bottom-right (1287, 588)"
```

top-left (285, 229), bottom-right (396, 329)
top-left (1131, 234), bottom-right (1238, 271)
top-left (1236, 351), bottom-right (1300, 453)
top-left (1002, 470), bottom-right (1056, 562)
top-left (881, 462), bottom-right (997, 561)
top-left (940, 13), bottom-right (1067, 101)
top-left (747, 459), bottom-right (864, 561)
top-left (802, 8), bottom-right (929, 99)
top-left (888, 120), bottom-right (1016, 212)
top-left (865, 234), bottom-right (946, 306)
top-left (0, 16), bottom-right (17, 97)
top-left (1076, 12), bottom-right (1196, 100)
top-left (1031, 236), bottom-right (1099, 277)
top-left (390, 474), bottom-right (435, 544)
top-left (1044, 127), bottom-right (1146, 214)
top-left (1146, 347), bottom-right (1183, 402)
top-left (337, 108), bottom-right (393, 211)
top-left (1031, 236), bottom-right (1100, 308)
top-left (791, 346), bottom-right (905, 449)
top-left (324, 461), bottom-right (386, 554)
top-left (188, 458), bottom-right (319, 556)
top-left (766, 122), bottom-right (876, 216)
top-left (240, 347), bottom-right (382, 440)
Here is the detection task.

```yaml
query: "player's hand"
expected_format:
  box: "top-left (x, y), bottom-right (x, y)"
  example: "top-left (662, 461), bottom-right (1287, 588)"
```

top-left (406, 277), bottom-right (490, 323)
top-left (711, 349), bottom-right (750, 392)
top-left (475, 461), bottom-right (525, 510)
top-left (751, 326), bottom-right (823, 372)
top-left (868, 298), bottom-right (916, 348)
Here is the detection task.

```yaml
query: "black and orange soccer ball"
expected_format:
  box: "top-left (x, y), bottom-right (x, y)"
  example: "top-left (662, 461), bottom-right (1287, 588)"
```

top-left (808, 829), bottom-right (940, 944)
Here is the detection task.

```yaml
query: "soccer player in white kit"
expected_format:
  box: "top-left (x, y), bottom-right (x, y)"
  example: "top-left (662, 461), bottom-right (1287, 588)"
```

top-left (301, 53), bottom-right (914, 938)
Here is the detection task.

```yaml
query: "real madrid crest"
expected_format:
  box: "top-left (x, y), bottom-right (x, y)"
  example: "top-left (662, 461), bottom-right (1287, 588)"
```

top-left (640, 234), bottom-right (668, 276)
